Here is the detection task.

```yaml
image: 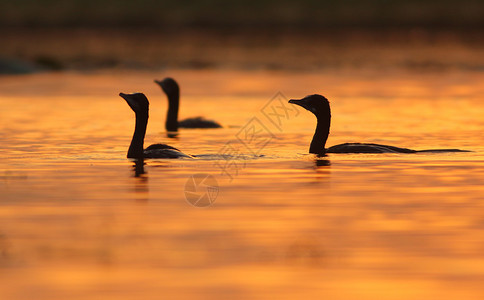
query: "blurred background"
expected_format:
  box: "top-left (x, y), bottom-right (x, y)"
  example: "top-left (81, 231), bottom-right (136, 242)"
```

top-left (2, 3), bottom-right (484, 299)
top-left (1, 0), bottom-right (483, 73)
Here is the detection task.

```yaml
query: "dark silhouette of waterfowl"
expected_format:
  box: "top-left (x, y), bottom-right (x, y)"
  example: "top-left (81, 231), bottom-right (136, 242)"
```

top-left (120, 92), bottom-right (192, 159)
top-left (154, 77), bottom-right (222, 131)
top-left (289, 94), bottom-right (469, 155)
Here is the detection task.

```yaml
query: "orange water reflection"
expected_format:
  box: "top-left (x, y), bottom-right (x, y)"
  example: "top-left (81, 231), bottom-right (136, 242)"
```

top-left (0, 70), bottom-right (484, 299)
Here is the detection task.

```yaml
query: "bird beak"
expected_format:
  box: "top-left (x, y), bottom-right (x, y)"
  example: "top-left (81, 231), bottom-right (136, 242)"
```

top-left (119, 92), bottom-right (139, 111)
top-left (119, 92), bottom-right (130, 102)
top-left (289, 98), bottom-right (308, 110)
top-left (154, 79), bottom-right (162, 85)
top-left (289, 98), bottom-right (316, 114)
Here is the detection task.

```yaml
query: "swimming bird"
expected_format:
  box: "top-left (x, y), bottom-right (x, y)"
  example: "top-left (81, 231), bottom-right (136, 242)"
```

top-left (154, 77), bottom-right (222, 131)
top-left (120, 92), bottom-right (192, 159)
top-left (289, 94), bottom-right (468, 155)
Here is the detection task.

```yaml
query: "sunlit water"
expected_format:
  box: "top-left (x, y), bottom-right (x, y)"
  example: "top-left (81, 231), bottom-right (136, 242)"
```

top-left (1, 69), bottom-right (484, 299)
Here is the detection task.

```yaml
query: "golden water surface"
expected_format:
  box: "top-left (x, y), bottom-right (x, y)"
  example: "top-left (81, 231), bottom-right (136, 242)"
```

top-left (1, 69), bottom-right (484, 299)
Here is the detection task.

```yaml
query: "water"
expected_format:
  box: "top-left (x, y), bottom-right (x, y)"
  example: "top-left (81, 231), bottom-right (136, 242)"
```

top-left (1, 69), bottom-right (484, 299)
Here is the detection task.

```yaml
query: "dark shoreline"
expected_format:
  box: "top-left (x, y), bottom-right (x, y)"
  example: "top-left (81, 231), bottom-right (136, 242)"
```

top-left (2, 27), bottom-right (484, 73)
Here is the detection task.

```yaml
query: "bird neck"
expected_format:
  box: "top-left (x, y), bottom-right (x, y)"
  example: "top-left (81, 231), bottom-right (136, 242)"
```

top-left (128, 112), bottom-right (148, 158)
top-left (309, 116), bottom-right (330, 155)
top-left (165, 91), bottom-right (179, 132)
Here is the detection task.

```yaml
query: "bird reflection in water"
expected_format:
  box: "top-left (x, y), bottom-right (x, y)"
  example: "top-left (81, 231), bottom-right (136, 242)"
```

top-left (166, 132), bottom-right (179, 139)
top-left (315, 158), bottom-right (331, 167)
top-left (132, 158), bottom-right (149, 202)
top-left (314, 158), bottom-right (331, 183)
top-left (133, 158), bottom-right (146, 177)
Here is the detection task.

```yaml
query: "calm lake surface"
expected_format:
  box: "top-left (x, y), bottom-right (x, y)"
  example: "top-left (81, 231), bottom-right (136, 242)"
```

top-left (1, 69), bottom-right (484, 299)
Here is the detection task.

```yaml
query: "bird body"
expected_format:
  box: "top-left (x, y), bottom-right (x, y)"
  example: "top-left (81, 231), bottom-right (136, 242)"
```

top-left (327, 143), bottom-right (416, 153)
top-left (120, 92), bottom-right (191, 159)
top-left (155, 77), bottom-right (222, 131)
top-left (289, 94), bottom-right (469, 155)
